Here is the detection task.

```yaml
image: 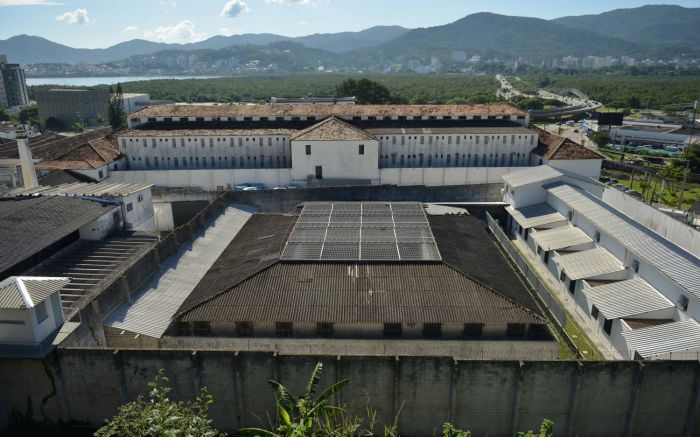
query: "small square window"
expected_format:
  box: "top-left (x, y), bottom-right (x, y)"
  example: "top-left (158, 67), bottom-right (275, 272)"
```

top-left (591, 305), bottom-right (600, 319)
top-left (126, 203), bottom-right (133, 212)
top-left (305, 144), bottom-right (311, 155)
top-left (359, 144), bottom-right (364, 155)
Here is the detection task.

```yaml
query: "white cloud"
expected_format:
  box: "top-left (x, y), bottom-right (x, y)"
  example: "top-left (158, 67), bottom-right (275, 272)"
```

top-left (55, 8), bottom-right (89, 24)
top-left (0, 0), bottom-right (62, 6)
top-left (219, 27), bottom-right (236, 36)
top-left (265, 0), bottom-right (310, 3)
top-left (143, 20), bottom-right (206, 44)
top-left (123, 25), bottom-right (138, 33)
top-left (220, 0), bottom-right (248, 17)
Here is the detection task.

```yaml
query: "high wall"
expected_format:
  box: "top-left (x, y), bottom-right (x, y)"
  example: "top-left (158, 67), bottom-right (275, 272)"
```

top-left (1, 351), bottom-right (699, 437)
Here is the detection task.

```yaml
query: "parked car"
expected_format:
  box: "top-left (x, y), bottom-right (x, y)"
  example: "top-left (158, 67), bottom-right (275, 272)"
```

top-left (272, 186), bottom-right (287, 190)
top-left (242, 186), bottom-right (258, 191)
top-left (285, 184), bottom-right (301, 189)
top-left (233, 183), bottom-right (252, 191)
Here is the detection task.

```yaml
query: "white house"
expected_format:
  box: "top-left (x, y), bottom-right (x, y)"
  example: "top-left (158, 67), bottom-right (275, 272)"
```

top-left (0, 276), bottom-right (68, 357)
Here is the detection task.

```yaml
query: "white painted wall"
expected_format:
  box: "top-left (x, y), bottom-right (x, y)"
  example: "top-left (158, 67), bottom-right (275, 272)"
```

top-left (291, 139), bottom-right (380, 182)
top-left (545, 158), bottom-right (602, 179)
top-left (0, 293), bottom-right (63, 344)
top-left (602, 188), bottom-right (700, 257)
top-left (110, 168), bottom-right (292, 191)
top-left (153, 202), bottom-right (175, 232)
top-left (79, 209), bottom-right (119, 240)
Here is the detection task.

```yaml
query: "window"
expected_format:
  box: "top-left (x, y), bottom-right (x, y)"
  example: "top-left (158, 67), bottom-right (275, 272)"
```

top-left (138, 194), bottom-right (144, 202)
top-left (126, 203), bottom-right (133, 212)
top-left (145, 158), bottom-right (150, 168)
top-left (384, 323), bottom-right (402, 338)
top-left (543, 251), bottom-right (550, 264)
top-left (568, 279), bottom-right (576, 295)
top-left (463, 323), bottom-right (483, 338)
top-left (423, 323), bottom-right (442, 338)
top-left (316, 323), bottom-right (334, 337)
top-left (631, 260), bottom-right (639, 273)
top-left (35, 300), bottom-right (48, 323)
top-left (594, 231), bottom-right (601, 242)
top-left (236, 322), bottom-right (254, 337)
top-left (591, 305), bottom-right (600, 319)
top-left (677, 295), bottom-right (689, 311)
top-left (276, 322), bottom-right (293, 337)
top-left (98, 170), bottom-right (104, 179)
top-left (305, 144), bottom-right (311, 155)
top-left (506, 323), bottom-right (526, 337)
top-left (359, 144), bottom-right (364, 155)
top-left (603, 318), bottom-right (613, 336)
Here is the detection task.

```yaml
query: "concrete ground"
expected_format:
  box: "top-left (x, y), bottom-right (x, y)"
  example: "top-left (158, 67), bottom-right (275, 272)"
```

top-left (511, 237), bottom-right (623, 360)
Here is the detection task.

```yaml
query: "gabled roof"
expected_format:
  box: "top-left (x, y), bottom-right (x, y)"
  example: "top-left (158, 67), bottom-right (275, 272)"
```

top-left (555, 247), bottom-right (625, 280)
top-left (622, 320), bottom-right (700, 359)
top-left (531, 128), bottom-right (604, 160)
top-left (39, 170), bottom-right (97, 186)
top-left (582, 278), bottom-right (673, 320)
top-left (8, 182), bottom-right (153, 198)
top-left (291, 116), bottom-right (377, 142)
top-left (0, 276), bottom-right (69, 309)
top-left (506, 203), bottom-right (567, 229)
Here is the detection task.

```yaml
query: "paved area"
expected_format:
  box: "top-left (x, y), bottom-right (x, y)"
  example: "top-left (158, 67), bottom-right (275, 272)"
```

top-left (104, 205), bottom-right (255, 338)
top-left (511, 237), bottom-right (623, 360)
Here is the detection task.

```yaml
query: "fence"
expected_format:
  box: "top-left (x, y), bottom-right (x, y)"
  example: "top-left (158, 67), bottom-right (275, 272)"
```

top-left (486, 212), bottom-right (568, 328)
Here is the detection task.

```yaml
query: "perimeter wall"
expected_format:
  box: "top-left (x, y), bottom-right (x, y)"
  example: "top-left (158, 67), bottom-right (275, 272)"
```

top-left (1, 350), bottom-right (699, 437)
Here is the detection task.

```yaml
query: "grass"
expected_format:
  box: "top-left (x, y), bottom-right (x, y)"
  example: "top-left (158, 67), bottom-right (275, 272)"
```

top-left (602, 168), bottom-right (700, 210)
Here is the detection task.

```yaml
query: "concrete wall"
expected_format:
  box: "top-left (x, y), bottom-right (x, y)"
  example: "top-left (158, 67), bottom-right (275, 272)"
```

top-left (1, 351), bottom-right (700, 436)
top-left (291, 139), bottom-right (380, 182)
top-left (602, 187), bottom-right (700, 257)
top-left (545, 159), bottom-right (602, 180)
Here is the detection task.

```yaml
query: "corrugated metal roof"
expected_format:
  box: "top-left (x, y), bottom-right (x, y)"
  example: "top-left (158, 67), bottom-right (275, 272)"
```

top-left (0, 196), bottom-right (119, 276)
top-left (180, 263), bottom-right (543, 325)
top-left (8, 182), bottom-right (152, 198)
top-left (547, 184), bottom-right (700, 298)
top-left (622, 320), bottom-right (700, 359)
top-left (0, 276), bottom-right (69, 309)
top-left (506, 204), bottom-right (567, 229)
top-left (104, 205), bottom-right (254, 338)
top-left (501, 165), bottom-right (563, 188)
top-left (582, 278), bottom-right (674, 319)
top-left (531, 226), bottom-right (592, 251)
top-left (555, 247), bottom-right (625, 280)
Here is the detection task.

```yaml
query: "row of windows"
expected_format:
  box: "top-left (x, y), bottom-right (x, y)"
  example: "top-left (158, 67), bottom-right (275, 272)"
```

top-left (132, 155), bottom-right (288, 169)
top-left (125, 137), bottom-right (288, 148)
top-left (378, 134), bottom-right (535, 146)
top-left (305, 144), bottom-right (365, 155)
top-left (137, 115), bottom-right (527, 124)
top-left (185, 321), bottom-right (537, 338)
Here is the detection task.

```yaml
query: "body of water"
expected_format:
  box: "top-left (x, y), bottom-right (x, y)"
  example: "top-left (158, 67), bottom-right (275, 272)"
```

top-left (26, 75), bottom-right (224, 86)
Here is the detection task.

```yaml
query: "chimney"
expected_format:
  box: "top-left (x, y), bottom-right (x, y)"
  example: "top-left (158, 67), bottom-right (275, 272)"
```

top-left (16, 124), bottom-right (38, 189)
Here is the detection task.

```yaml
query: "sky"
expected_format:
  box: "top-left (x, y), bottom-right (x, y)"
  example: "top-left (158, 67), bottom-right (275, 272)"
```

top-left (0, 0), bottom-right (699, 48)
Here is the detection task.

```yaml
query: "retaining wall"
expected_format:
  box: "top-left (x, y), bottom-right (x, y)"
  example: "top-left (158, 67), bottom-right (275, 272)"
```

top-left (0, 350), bottom-right (699, 436)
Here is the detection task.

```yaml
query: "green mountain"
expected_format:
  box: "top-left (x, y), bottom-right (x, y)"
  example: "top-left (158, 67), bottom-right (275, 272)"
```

top-left (356, 12), bottom-right (665, 64)
top-left (554, 5), bottom-right (700, 50)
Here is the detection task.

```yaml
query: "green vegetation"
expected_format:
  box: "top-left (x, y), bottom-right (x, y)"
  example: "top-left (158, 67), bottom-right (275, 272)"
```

top-left (0, 107), bottom-right (10, 122)
top-left (17, 104), bottom-right (40, 127)
top-left (27, 74), bottom-right (500, 105)
top-left (108, 83), bottom-right (127, 129)
top-left (526, 74), bottom-right (700, 109)
top-left (95, 369), bottom-right (224, 437)
top-left (592, 131), bottom-right (611, 148)
top-left (335, 78), bottom-right (392, 104)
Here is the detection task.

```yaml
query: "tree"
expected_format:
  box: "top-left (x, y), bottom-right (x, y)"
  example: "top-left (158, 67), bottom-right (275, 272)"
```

top-left (17, 104), bottom-right (40, 127)
top-left (96, 113), bottom-right (105, 124)
top-left (0, 107), bottom-right (10, 122)
top-left (73, 122), bottom-right (87, 133)
top-left (95, 369), bottom-right (224, 437)
top-left (108, 83), bottom-right (126, 129)
top-left (44, 117), bottom-right (64, 131)
top-left (335, 78), bottom-right (392, 104)
top-left (240, 362), bottom-right (352, 437)
top-left (593, 130), bottom-right (611, 148)
top-left (518, 419), bottom-right (554, 437)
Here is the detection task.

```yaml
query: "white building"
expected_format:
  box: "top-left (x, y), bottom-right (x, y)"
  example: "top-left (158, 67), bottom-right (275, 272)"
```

top-left (6, 182), bottom-right (155, 232)
top-left (501, 166), bottom-right (700, 360)
top-left (0, 276), bottom-right (68, 357)
top-left (122, 93), bottom-right (151, 113)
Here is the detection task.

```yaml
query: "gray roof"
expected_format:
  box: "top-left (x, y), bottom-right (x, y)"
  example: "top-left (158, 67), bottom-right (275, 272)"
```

top-left (506, 204), bottom-right (567, 229)
top-left (555, 247), bottom-right (625, 280)
top-left (582, 278), bottom-right (674, 319)
top-left (531, 226), bottom-right (592, 251)
top-left (8, 182), bottom-right (152, 198)
top-left (502, 165), bottom-right (564, 188)
top-left (622, 320), bottom-right (700, 359)
top-left (180, 262), bottom-right (543, 325)
top-left (0, 197), bottom-right (118, 277)
top-left (105, 205), bottom-right (254, 338)
top-left (0, 276), bottom-right (69, 309)
top-left (547, 184), bottom-right (700, 298)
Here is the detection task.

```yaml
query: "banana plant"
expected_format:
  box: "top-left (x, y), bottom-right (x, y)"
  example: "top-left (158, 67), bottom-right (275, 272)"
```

top-left (241, 362), bottom-right (349, 437)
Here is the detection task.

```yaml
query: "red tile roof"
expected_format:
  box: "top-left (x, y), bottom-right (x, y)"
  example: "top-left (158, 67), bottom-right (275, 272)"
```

top-left (531, 128), bottom-right (605, 160)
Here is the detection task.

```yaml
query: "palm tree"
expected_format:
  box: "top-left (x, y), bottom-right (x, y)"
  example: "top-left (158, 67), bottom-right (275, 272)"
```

top-left (241, 362), bottom-right (349, 437)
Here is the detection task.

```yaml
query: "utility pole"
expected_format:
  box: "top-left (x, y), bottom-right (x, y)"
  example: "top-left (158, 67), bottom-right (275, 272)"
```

top-left (677, 100), bottom-right (698, 210)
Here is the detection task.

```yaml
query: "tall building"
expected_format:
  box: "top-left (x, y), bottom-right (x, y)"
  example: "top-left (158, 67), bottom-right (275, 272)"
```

top-left (0, 55), bottom-right (29, 109)
top-left (35, 88), bottom-right (109, 129)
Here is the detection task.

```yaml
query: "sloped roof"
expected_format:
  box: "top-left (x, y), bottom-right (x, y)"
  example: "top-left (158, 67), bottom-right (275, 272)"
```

top-left (502, 165), bottom-right (564, 188)
top-left (555, 247), bottom-right (625, 280)
top-left (290, 116), bottom-right (377, 141)
top-left (0, 276), bottom-right (69, 309)
top-left (622, 320), bottom-right (700, 359)
top-left (506, 203), bottom-right (567, 229)
top-left (0, 196), bottom-right (118, 277)
top-left (531, 128), bottom-right (605, 160)
top-left (582, 277), bottom-right (673, 320)
top-left (39, 170), bottom-right (97, 186)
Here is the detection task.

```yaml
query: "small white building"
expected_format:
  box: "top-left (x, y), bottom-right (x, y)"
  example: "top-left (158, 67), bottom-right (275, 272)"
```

top-left (529, 129), bottom-right (604, 179)
top-left (501, 166), bottom-right (700, 360)
top-left (290, 116), bottom-right (379, 183)
top-left (122, 93), bottom-right (151, 113)
top-left (0, 276), bottom-right (68, 357)
top-left (6, 182), bottom-right (155, 232)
